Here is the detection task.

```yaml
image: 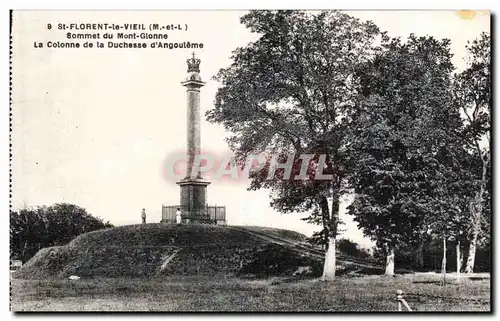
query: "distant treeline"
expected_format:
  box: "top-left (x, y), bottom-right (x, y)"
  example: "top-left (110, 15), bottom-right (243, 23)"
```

top-left (10, 203), bottom-right (113, 262)
top-left (313, 235), bottom-right (490, 272)
top-left (387, 239), bottom-right (491, 273)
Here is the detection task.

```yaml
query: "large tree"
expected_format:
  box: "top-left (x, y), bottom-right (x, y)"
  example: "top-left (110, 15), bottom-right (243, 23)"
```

top-left (453, 32), bottom-right (491, 273)
top-left (207, 10), bottom-right (381, 280)
top-left (346, 34), bottom-right (464, 275)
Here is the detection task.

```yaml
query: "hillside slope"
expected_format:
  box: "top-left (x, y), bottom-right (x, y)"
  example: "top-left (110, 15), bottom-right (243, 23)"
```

top-left (14, 224), bottom-right (382, 279)
top-left (15, 224), bottom-right (318, 279)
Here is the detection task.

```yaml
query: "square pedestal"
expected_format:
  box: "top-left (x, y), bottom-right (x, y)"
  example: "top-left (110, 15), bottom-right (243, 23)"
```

top-left (177, 179), bottom-right (210, 223)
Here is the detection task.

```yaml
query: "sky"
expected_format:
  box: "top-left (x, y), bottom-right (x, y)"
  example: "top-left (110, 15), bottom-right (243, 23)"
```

top-left (11, 10), bottom-right (490, 248)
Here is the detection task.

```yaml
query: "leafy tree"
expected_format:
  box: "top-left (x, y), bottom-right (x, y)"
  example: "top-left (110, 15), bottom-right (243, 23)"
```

top-left (10, 208), bottom-right (47, 262)
top-left (10, 203), bottom-right (112, 262)
top-left (346, 34), bottom-right (463, 275)
top-left (453, 32), bottom-right (491, 273)
top-left (408, 131), bottom-right (475, 277)
top-left (207, 10), bottom-right (381, 280)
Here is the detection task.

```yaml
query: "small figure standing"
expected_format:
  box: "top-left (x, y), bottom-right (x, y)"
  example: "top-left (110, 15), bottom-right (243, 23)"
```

top-left (141, 208), bottom-right (146, 224)
top-left (176, 208), bottom-right (182, 225)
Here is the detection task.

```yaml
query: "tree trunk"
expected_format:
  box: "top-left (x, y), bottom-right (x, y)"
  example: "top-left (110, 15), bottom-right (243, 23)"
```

top-left (319, 195), bottom-right (334, 281)
top-left (416, 241), bottom-right (424, 269)
top-left (456, 241), bottom-right (461, 280)
top-left (465, 231), bottom-right (478, 273)
top-left (320, 176), bottom-right (341, 281)
top-left (441, 236), bottom-right (447, 285)
top-left (21, 240), bottom-right (28, 262)
top-left (385, 244), bottom-right (395, 276)
top-left (322, 237), bottom-right (336, 281)
top-left (465, 195), bottom-right (482, 274)
top-left (465, 151), bottom-right (489, 273)
top-left (321, 214), bottom-right (328, 251)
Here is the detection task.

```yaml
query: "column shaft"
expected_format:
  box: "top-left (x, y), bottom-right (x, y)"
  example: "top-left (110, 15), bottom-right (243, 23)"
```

top-left (186, 87), bottom-right (201, 179)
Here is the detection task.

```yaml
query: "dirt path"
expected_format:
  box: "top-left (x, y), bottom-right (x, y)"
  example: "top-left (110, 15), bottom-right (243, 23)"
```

top-left (157, 249), bottom-right (181, 274)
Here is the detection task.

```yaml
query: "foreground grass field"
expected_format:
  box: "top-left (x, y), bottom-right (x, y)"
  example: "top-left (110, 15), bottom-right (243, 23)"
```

top-left (11, 273), bottom-right (490, 312)
top-left (11, 225), bottom-right (491, 312)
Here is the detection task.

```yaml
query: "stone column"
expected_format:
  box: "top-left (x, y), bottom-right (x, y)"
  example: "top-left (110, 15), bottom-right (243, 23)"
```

top-left (177, 53), bottom-right (210, 223)
top-left (184, 71), bottom-right (202, 179)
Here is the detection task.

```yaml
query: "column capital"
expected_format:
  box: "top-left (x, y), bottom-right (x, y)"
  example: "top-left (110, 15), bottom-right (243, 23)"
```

top-left (181, 74), bottom-right (205, 88)
top-left (181, 79), bottom-right (206, 89)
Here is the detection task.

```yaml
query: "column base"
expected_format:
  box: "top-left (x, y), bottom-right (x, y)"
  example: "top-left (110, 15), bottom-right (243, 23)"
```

top-left (177, 178), bottom-right (211, 224)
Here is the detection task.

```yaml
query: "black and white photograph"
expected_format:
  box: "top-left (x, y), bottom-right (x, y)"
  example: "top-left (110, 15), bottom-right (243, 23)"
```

top-left (8, 8), bottom-right (491, 312)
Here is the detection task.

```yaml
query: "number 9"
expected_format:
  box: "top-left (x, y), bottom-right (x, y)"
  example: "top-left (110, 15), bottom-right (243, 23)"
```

top-left (47, 23), bottom-right (52, 30)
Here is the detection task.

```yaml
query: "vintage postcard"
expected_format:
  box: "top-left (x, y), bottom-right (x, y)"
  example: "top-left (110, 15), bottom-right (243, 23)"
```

top-left (9, 10), bottom-right (491, 312)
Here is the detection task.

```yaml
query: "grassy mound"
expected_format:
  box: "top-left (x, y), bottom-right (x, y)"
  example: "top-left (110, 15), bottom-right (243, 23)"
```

top-left (235, 226), bottom-right (307, 243)
top-left (15, 224), bottom-right (320, 280)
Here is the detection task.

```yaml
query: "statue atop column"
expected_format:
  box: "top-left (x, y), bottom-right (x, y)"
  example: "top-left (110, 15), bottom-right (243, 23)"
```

top-left (187, 52), bottom-right (201, 73)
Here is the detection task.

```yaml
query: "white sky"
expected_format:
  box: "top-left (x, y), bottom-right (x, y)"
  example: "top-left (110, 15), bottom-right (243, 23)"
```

top-left (11, 10), bottom-right (490, 248)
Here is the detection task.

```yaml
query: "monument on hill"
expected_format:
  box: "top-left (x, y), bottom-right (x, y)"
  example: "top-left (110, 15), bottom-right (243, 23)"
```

top-left (161, 54), bottom-right (226, 225)
top-left (176, 53), bottom-right (211, 223)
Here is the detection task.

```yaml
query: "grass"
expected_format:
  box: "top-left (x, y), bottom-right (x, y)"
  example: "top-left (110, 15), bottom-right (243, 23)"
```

top-left (15, 224), bottom-right (381, 280)
top-left (235, 226), bottom-right (308, 243)
top-left (70, 224), bottom-right (262, 248)
top-left (19, 224), bottom-right (375, 280)
top-left (12, 224), bottom-right (490, 312)
top-left (11, 274), bottom-right (490, 312)
top-left (15, 224), bottom-right (289, 279)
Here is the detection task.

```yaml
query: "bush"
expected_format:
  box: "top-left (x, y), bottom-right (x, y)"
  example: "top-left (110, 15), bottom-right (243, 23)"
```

top-left (337, 239), bottom-right (372, 259)
top-left (10, 203), bottom-right (113, 262)
top-left (238, 243), bottom-right (322, 277)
